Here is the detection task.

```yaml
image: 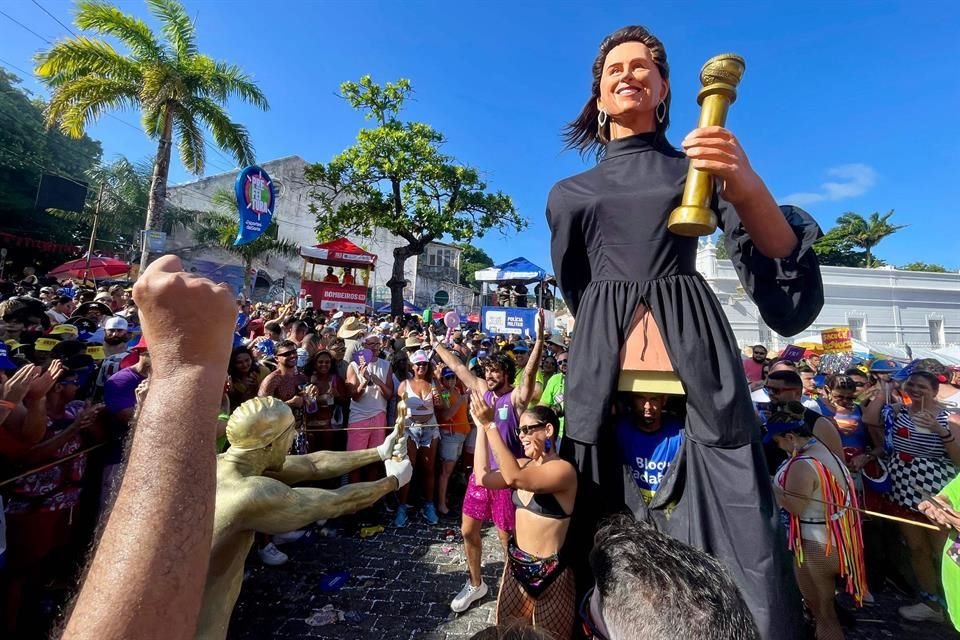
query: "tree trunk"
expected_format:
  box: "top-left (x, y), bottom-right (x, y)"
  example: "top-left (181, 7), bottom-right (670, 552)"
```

top-left (244, 256), bottom-right (253, 300)
top-left (387, 245), bottom-right (413, 316)
top-left (139, 105), bottom-right (175, 275)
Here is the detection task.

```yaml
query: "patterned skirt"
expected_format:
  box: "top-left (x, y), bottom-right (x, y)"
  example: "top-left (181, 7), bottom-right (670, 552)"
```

top-left (888, 454), bottom-right (957, 512)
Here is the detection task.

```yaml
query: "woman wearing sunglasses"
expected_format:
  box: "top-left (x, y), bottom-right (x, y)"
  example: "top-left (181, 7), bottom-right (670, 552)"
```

top-left (817, 375), bottom-right (874, 473)
top-left (470, 394), bottom-right (577, 639)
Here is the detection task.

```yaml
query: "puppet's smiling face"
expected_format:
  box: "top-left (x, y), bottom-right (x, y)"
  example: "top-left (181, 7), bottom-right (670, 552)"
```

top-left (596, 41), bottom-right (668, 121)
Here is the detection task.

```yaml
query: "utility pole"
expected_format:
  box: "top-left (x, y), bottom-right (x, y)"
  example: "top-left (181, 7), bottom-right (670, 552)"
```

top-left (82, 183), bottom-right (105, 284)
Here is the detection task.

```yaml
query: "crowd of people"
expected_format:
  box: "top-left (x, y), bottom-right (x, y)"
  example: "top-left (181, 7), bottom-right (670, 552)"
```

top-left (2, 257), bottom-right (960, 639)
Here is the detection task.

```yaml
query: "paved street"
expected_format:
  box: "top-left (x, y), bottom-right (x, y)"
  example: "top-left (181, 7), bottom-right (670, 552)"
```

top-left (227, 505), bottom-right (959, 640)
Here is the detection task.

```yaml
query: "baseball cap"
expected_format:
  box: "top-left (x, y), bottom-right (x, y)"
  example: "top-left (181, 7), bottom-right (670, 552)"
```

top-left (869, 359), bottom-right (901, 373)
top-left (410, 350), bottom-right (429, 365)
top-left (513, 344), bottom-right (530, 353)
top-left (132, 335), bottom-right (148, 351)
top-left (441, 367), bottom-right (455, 378)
top-left (0, 343), bottom-right (16, 370)
top-left (34, 337), bottom-right (61, 352)
top-left (50, 324), bottom-right (80, 337)
top-left (104, 316), bottom-right (129, 331)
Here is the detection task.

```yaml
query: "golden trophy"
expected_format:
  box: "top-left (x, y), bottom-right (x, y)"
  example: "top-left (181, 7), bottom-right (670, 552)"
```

top-left (668, 53), bottom-right (746, 237)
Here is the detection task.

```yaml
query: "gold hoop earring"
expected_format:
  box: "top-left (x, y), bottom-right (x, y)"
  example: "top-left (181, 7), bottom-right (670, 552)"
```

top-left (656, 100), bottom-right (666, 124)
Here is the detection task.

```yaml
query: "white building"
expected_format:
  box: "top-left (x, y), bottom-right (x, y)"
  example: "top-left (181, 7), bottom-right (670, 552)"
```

top-left (166, 156), bottom-right (479, 310)
top-left (697, 240), bottom-right (960, 351)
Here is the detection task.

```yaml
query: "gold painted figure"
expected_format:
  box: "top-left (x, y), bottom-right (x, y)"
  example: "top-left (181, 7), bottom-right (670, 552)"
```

top-left (668, 53), bottom-right (747, 236)
top-left (196, 396), bottom-right (412, 639)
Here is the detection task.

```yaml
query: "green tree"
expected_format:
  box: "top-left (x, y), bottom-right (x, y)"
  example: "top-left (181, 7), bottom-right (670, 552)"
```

top-left (35, 0), bottom-right (269, 272)
top-left (813, 226), bottom-right (869, 267)
top-left (192, 191), bottom-right (299, 295)
top-left (0, 68), bottom-right (102, 240)
top-left (454, 243), bottom-right (494, 288)
top-left (899, 261), bottom-right (949, 273)
top-left (47, 156), bottom-right (197, 255)
top-left (830, 210), bottom-right (905, 268)
top-left (304, 76), bottom-right (525, 315)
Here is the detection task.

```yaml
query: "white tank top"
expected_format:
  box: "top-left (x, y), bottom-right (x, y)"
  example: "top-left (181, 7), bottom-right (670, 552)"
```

top-left (348, 358), bottom-right (390, 422)
top-left (404, 382), bottom-right (437, 421)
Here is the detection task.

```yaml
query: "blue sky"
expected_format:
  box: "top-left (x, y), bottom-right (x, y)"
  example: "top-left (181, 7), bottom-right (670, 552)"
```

top-left (2, 0), bottom-right (958, 271)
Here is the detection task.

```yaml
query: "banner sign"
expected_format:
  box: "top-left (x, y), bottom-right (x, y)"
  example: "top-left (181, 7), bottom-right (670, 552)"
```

top-left (234, 165), bottom-right (276, 246)
top-left (779, 344), bottom-right (805, 362)
top-left (481, 306), bottom-right (538, 337)
top-left (318, 285), bottom-right (367, 313)
top-left (821, 327), bottom-right (853, 354)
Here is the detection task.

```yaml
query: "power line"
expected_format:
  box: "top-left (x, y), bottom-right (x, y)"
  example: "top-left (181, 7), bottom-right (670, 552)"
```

top-left (30, 0), bottom-right (77, 37)
top-left (0, 8), bottom-right (54, 44)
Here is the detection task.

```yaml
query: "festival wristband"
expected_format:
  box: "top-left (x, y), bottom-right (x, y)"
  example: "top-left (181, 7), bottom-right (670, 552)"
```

top-left (218, 413), bottom-right (230, 421)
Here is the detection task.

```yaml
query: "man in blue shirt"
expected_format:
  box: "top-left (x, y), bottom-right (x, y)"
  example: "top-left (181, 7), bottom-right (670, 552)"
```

top-left (615, 393), bottom-right (684, 504)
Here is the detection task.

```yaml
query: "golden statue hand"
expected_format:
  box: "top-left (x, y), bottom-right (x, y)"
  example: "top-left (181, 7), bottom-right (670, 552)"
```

top-left (384, 458), bottom-right (413, 488)
top-left (377, 423), bottom-right (406, 461)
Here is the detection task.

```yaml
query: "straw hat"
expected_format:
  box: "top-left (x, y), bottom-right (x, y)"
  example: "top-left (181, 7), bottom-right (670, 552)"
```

top-left (337, 316), bottom-right (364, 339)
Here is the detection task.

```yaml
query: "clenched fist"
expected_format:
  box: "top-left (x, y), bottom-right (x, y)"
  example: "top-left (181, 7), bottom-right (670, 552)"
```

top-left (133, 255), bottom-right (236, 378)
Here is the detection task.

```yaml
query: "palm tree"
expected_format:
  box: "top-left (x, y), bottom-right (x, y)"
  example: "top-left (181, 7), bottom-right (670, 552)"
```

top-left (35, 0), bottom-right (269, 272)
top-left (192, 191), bottom-right (299, 297)
top-left (833, 210), bottom-right (906, 268)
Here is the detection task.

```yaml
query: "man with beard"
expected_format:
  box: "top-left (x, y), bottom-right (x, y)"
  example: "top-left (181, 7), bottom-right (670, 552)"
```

top-left (432, 310), bottom-right (546, 613)
top-left (743, 344), bottom-right (767, 388)
top-left (102, 316), bottom-right (131, 357)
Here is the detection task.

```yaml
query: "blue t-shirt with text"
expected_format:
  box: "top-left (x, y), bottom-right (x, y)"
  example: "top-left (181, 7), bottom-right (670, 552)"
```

top-left (616, 416), bottom-right (684, 503)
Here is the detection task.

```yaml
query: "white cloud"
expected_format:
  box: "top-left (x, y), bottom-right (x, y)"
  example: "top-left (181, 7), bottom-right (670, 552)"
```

top-left (780, 163), bottom-right (877, 206)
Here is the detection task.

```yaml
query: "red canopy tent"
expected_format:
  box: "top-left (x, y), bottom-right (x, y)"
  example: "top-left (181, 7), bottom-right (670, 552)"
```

top-left (299, 238), bottom-right (377, 312)
top-left (48, 256), bottom-right (130, 280)
top-left (300, 238), bottom-right (377, 269)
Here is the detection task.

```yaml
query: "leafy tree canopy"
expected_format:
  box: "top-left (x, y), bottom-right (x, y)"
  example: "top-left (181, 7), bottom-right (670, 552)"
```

top-left (898, 261), bottom-right (949, 273)
top-left (304, 76), bottom-right (525, 314)
top-left (0, 69), bottom-right (102, 240)
top-left (454, 243), bottom-right (494, 288)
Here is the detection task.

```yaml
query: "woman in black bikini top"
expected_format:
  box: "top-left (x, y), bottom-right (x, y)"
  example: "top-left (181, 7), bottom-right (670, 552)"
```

top-left (471, 398), bottom-right (577, 639)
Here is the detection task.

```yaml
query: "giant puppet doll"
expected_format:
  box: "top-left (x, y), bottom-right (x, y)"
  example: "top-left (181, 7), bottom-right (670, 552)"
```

top-left (546, 26), bottom-right (823, 639)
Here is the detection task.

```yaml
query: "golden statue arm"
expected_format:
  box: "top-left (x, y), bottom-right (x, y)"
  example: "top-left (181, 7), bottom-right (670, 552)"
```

top-left (244, 477), bottom-right (399, 535)
top-left (265, 448), bottom-right (382, 485)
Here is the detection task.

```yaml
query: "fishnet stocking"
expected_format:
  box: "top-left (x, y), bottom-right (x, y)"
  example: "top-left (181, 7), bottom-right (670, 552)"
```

top-left (794, 540), bottom-right (844, 640)
top-left (496, 564), bottom-right (575, 640)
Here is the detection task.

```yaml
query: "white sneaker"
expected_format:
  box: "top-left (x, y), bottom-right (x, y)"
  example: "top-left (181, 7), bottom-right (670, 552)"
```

top-left (450, 580), bottom-right (488, 613)
top-left (273, 529), bottom-right (306, 545)
top-left (258, 543), bottom-right (288, 566)
top-left (898, 601), bottom-right (945, 623)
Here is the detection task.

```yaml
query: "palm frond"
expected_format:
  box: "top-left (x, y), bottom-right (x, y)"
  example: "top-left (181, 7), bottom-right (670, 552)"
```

top-left (46, 76), bottom-right (138, 135)
top-left (74, 0), bottom-right (164, 61)
top-left (35, 37), bottom-right (142, 87)
top-left (191, 96), bottom-right (255, 166)
top-left (146, 0), bottom-right (197, 60)
top-left (209, 60), bottom-right (269, 110)
top-left (174, 108), bottom-right (205, 174)
top-left (141, 103), bottom-right (166, 138)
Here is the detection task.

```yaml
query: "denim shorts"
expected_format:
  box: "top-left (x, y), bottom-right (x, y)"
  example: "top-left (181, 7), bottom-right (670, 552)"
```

top-left (406, 423), bottom-right (440, 449)
top-left (439, 431), bottom-right (467, 462)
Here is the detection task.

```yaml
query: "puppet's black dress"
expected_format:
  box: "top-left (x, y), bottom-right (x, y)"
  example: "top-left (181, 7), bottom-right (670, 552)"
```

top-left (547, 132), bottom-right (823, 639)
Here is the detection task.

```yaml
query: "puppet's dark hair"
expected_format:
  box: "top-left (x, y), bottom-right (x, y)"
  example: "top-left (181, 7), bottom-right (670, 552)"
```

top-left (563, 25), bottom-right (672, 161)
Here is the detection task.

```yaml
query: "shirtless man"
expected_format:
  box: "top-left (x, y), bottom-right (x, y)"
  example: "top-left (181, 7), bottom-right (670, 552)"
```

top-left (196, 396), bottom-right (412, 639)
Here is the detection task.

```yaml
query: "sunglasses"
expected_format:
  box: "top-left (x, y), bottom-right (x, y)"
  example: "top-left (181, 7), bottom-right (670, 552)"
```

top-left (833, 393), bottom-right (857, 401)
top-left (579, 587), bottom-right (608, 640)
top-left (277, 351), bottom-right (298, 359)
top-left (557, 359), bottom-right (568, 365)
top-left (413, 362), bottom-right (429, 368)
top-left (516, 422), bottom-right (547, 436)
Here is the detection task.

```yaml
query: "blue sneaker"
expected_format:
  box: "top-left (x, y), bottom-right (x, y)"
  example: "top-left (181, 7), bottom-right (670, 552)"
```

top-left (422, 503), bottom-right (439, 525)
top-left (392, 504), bottom-right (409, 528)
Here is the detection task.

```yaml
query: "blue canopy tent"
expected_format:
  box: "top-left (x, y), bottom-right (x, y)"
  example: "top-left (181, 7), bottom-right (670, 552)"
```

top-left (376, 300), bottom-right (422, 314)
top-left (473, 256), bottom-right (547, 284)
